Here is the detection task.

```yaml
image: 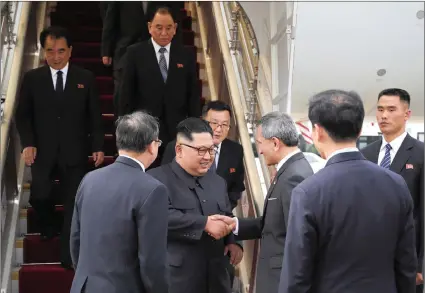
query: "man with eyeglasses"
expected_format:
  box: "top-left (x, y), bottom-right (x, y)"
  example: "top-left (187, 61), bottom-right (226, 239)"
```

top-left (162, 101), bottom-right (245, 210)
top-left (148, 117), bottom-right (243, 293)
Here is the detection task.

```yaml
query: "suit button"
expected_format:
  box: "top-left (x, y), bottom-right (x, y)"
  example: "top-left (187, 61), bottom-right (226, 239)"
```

top-left (57, 116), bottom-right (60, 119)
top-left (202, 200), bottom-right (207, 203)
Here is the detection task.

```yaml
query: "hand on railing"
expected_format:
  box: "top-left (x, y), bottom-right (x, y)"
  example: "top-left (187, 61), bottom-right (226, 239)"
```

top-left (23, 146), bottom-right (37, 166)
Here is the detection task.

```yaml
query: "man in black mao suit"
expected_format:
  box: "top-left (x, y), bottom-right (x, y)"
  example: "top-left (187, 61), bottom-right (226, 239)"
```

top-left (15, 26), bottom-right (104, 269)
top-left (279, 90), bottom-right (417, 293)
top-left (101, 2), bottom-right (184, 116)
top-left (214, 112), bottom-right (313, 293)
top-left (119, 6), bottom-right (200, 164)
top-left (162, 101), bottom-right (245, 210)
top-left (361, 88), bottom-right (424, 292)
top-left (148, 118), bottom-right (243, 293)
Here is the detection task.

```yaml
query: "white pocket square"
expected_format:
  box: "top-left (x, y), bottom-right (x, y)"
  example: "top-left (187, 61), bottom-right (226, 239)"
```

top-left (268, 197), bottom-right (277, 201)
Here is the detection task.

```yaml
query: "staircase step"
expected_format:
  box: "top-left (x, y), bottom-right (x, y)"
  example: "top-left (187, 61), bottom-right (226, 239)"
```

top-left (71, 58), bottom-right (112, 77)
top-left (24, 235), bottom-right (61, 263)
top-left (69, 26), bottom-right (102, 43)
top-left (26, 206), bottom-right (64, 234)
top-left (96, 76), bottom-right (114, 95)
top-left (19, 264), bottom-right (74, 293)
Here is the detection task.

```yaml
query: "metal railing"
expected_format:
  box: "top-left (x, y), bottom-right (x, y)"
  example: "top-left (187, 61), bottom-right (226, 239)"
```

top-left (1, 2), bottom-right (48, 291)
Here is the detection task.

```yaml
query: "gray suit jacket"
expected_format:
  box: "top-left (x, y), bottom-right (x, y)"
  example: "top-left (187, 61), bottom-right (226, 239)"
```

top-left (279, 152), bottom-right (417, 293)
top-left (148, 160), bottom-right (239, 293)
top-left (236, 152), bottom-right (313, 293)
top-left (70, 156), bottom-right (169, 293)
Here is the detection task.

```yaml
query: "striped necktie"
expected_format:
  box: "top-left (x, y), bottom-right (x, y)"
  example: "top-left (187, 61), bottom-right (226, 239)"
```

top-left (158, 47), bottom-right (168, 82)
top-left (380, 143), bottom-right (392, 169)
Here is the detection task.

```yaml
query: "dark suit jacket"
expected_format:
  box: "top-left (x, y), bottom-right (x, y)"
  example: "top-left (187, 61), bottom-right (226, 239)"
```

top-left (236, 152), bottom-right (313, 293)
top-left (15, 64), bottom-right (104, 166)
top-left (119, 39), bottom-right (200, 144)
top-left (161, 138), bottom-right (245, 209)
top-left (70, 156), bottom-right (169, 293)
top-left (279, 152), bottom-right (417, 293)
top-left (361, 134), bottom-right (424, 274)
top-left (148, 160), bottom-right (238, 293)
top-left (101, 1), bottom-right (184, 70)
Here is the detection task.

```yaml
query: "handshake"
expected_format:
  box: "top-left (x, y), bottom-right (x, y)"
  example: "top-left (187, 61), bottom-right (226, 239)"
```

top-left (204, 215), bottom-right (237, 240)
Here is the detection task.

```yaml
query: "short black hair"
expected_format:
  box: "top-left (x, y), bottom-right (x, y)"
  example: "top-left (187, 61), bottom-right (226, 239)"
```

top-left (308, 89), bottom-right (365, 143)
top-left (150, 6), bottom-right (176, 23)
top-left (176, 117), bottom-right (213, 142)
top-left (39, 26), bottom-right (72, 48)
top-left (378, 88), bottom-right (410, 107)
top-left (201, 101), bottom-right (232, 117)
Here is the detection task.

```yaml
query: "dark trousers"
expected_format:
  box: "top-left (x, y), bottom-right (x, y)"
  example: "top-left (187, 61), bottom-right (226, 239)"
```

top-left (417, 284), bottom-right (423, 293)
top-left (30, 159), bottom-right (86, 264)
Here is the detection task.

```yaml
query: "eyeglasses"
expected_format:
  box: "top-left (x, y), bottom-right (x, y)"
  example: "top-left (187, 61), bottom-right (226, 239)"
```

top-left (207, 121), bottom-right (230, 131)
top-left (180, 143), bottom-right (218, 156)
top-left (154, 139), bottom-right (162, 147)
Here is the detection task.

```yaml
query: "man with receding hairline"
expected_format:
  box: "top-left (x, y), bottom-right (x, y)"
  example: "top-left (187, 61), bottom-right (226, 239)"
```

top-left (119, 6), bottom-right (200, 166)
top-left (148, 117), bottom-right (243, 293)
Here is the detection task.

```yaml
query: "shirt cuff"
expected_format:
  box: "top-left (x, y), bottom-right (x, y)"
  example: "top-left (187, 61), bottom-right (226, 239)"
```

top-left (233, 217), bottom-right (239, 235)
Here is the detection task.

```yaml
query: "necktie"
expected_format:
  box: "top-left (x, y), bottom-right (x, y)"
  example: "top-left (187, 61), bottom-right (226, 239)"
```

top-left (158, 47), bottom-right (168, 82)
top-left (56, 70), bottom-right (64, 96)
top-left (380, 143), bottom-right (392, 169)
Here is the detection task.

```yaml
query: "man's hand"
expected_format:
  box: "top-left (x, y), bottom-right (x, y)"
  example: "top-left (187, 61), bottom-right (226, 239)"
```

top-left (224, 244), bottom-right (243, 266)
top-left (416, 273), bottom-right (423, 285)
top-left (210, 214), bottom-right (236, 231)
top-left (92, 151), bottom-right (105, 168)
top-left (102, 56), bottom-right (112, 66)
top-left (205, 216), bottom-right (235, 240)
top-left (23, 147), bottom-right (37, 166)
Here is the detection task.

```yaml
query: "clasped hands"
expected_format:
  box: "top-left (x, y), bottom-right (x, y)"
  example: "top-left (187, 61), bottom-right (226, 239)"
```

top-left (205, 215), bottom-right (236, 240)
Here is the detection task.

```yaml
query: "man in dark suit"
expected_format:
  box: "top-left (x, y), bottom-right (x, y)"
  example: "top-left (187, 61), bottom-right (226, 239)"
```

top-left (101, 2), bottom-right (184, 117)
top-left (213, 112), bottom-right (313, 293)
top-left (162, 101), bottom-right (245, 210)
top-left (361, 88), bottom-right (424, 292)
top-left (148, 117), bottom-right (243, 293)
top-left (279, 90), bottom-right (417, 293)
top-left (119, 6), bottom-right (200, 163)
top-left (15, 26), bottom-right (104, 269)
top-left (70, 111), bottom-right (168, 293)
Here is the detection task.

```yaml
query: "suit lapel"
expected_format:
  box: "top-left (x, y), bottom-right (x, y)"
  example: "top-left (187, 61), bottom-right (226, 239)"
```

top-left (216, 139), bottom-right (229, 175)
top-left (369, 139), bottom-right (382, 164)
top-left (261, 152), bottom-right (305, 222)
top-left (43, 66), bottom-right (55, 96)
top-left (64, 65), bottom-right (76, 96)
top-left (390, 134), bottom-right (415, 173)
top-left (166, 43), bottom-right (178, 86)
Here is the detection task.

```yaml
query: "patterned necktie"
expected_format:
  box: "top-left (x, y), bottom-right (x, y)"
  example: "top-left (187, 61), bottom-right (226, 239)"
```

top-left (158, 47), bottom-right (168, 82)
top-left (56, 70), bottom-right (64, 95)
top-left (380, 143), bottom-right (392, 169)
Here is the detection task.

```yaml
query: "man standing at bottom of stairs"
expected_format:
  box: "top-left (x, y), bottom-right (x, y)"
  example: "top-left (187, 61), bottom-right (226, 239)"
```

top-left (15, 26), bottom-right (105, 270)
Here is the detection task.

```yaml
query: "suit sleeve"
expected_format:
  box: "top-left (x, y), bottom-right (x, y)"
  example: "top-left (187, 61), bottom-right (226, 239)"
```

top-left (160, 141), bottom-right (176, 165)
top-left (168, 194), bottom-right (208, 242)
top-left (279, 186), bottom-right (317, 293)
top-left (418, 163), bottom-right (424, 274)
top-left (281, 174), bottom-right (309, 230)
top-left (137, 184), bottom-right (169, 293)
top-left (70, 179), bottom-right (85, 268)
top-left (394, 182), bottom-right (417, 293)
top-left (87, 72), bottom-right (104, 152)
top-left (101, 2), bottom-right (118, 57)
top-left (236, 217), bottom-right (262, 241)
top-left (119, 47), bottom-right (137, 116)
top-left (15, 72), bottom-right (35, 149)
top-left (186, 49), bottom-right (200, 117)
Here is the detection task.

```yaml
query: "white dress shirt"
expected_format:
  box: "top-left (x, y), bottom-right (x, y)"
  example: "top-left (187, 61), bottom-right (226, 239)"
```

top-left (214, 142), bottom-right (222, 168)
top-left (119, 155), bottom-right (145, 172)
top-left (326, 147), bottom-right (359, 163)
top-left (377, 132), bottom-right (407, 166)
top-left (151, 38), bottom-right (171, 68)
top-left (50, 63), bottom-right (69, 90)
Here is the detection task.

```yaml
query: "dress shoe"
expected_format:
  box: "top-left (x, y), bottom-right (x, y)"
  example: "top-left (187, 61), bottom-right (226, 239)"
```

top-left (40, 227), bottom-right (58, 241)
top-left (61, 261), bottom-right (74, 270)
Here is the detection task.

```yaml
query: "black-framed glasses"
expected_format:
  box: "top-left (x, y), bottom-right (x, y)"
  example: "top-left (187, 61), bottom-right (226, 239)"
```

top-left (180, 143), bottom-right (218, 156)
top-left (206, 121), bottom-right (230, 130)
top-left (154, 139), bottom-right (162, 147)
